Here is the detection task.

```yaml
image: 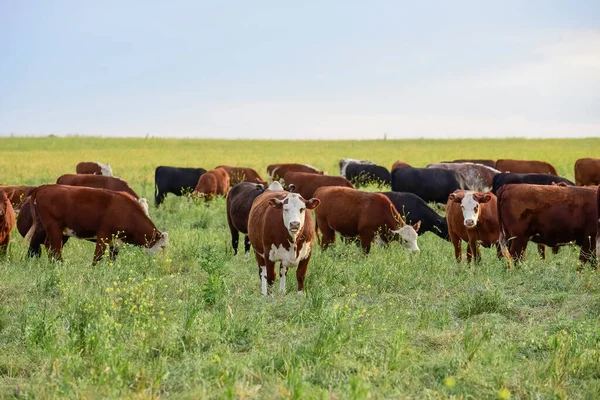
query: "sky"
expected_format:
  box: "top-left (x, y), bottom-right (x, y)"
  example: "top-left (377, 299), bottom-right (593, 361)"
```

top-left (1, 0), bottom-right (599, 139)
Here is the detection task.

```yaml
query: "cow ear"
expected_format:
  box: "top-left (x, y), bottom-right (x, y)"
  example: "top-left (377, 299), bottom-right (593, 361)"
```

top-left (269, 198), bottom-right (284, 209)
top-left (306, 198), bottom-right (320, 210)
top-left (479, 193), bottom-right (492, 203)
top-left (449, 193), bottom-right (463, 203)
top-left (288, 184), bottom-right (296, 193)
top-left (412, 220), bottom-right (421, 233)
top-left (255, 184), bottom-right (265, 192)
top-left (6, 190), bottom-right (16, 201)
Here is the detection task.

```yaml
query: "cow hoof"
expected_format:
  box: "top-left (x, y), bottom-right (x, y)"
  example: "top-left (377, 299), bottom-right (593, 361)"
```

top-left (297, 290), bottom-right (304, 296)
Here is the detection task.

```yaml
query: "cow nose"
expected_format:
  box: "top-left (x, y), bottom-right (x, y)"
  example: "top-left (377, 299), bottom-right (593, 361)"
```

top-left (465, 219), bottom-right (475, 227)
top-left (410, 246), bottom-right (420, 254)
top-left (289, 221), bottom-right (300, 231)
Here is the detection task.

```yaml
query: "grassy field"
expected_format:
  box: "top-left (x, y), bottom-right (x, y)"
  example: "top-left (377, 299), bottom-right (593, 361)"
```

top-left (0, 136), bottom-right (599, 399)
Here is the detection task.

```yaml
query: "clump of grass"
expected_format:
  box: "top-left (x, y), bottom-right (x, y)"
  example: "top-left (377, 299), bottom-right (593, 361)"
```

top-left (454, 285), bottom-right (514, 319)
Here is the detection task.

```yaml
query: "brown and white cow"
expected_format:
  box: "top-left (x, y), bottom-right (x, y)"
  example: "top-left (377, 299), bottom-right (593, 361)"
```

top-left (283, 172), bottom-right (354, 200)
top-left (497, 184), bottom-right (597, 265)
top-left (446, 190), bottom-right (501, 263)
top-left (76, 161), bottom-right (113, 176)
top-left (56, 174), bottom-right (149, 215)
top-left (574, 158), bottom-right (600, 186)
top-left (0, 191), bottom-right (16, 256)
top-left (314, 186), bottom-right (420, 254)
top-left (248, 190), bottom-right (320, 295)
top-left (495, 159), bottom-right (557, 175)
top-left (427, 162), bottom-right (501, 192)
top-left (216, 165), bottom-right (267, 186)
top-left (391, 160), bottom-right (412, 171)
top-left (267, 163), bottom-right (324, 182)
top-left (193, 167), bottom-right (230, 201)
top-left (0, 185), bottom-right (36, 211)
top-left (24, 185), bottom-right (168, 264)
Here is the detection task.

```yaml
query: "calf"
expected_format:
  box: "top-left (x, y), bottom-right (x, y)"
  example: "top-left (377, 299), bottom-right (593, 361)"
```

top-left (574, 158), bottom-right (600, 186)
top-left (267, 163), bottom-right (324, 182)
top-left (227, 181), bottom-right (284, 256)
top-left (497, 184), bottom-right (597, 265)
top-left (391, 160), bottom-right (412, 171)
top-left (343, 163), bottom-right (391, 187)
top-left (446, 190), bottom-right (501, 263)
top-left (391, 167), bottom-right (470, 204)
top-left (0, 185), bottom-right (35, 211)
top-left (495, 159), bottom-right (557, 175)
top-left (216, 165), bottom-right (267, 186)
top-left (0, 191), bottom-right (16, 256)
top-left (248, 191), bottom-right (320, 295)
top-left (24, 185), bottom-right (168, 264)
top-left (193, 167), bottom-right (230, 201)
top-left (283, 172), bottom-right (354, 200)
top-left (427, 162), bottom-right (500, 192)
top-left (76, 161), bottom-right (113, 176)
top-left (491, 173), bottom-right (574, 195)
top-left (154, 166), bottom-right (207, 207)
top-left (314, 186), bottom-right (420, 254)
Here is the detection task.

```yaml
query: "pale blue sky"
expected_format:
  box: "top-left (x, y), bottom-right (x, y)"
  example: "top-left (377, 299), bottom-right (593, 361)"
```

top-left (1, 0), bottom-right (599, 139)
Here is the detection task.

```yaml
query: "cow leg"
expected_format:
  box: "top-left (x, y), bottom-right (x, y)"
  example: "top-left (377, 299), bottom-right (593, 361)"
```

top-left (468, 237), bottom-right (481, 263)
top-left (537, 244), bottom-right (546, 260)
top-left (296, 256), bottom-right (311, 295)
top-left (552, 246), bottom-right (560, 255)
top-left (509, 238), bottom-right (528, 262)
top-left (449, 231), bottom-right (462, 262)
top-left (244, 236), bottom-right (251, 258)
top-left (44, 227), bottom-right (64, 261)
top-left (279, 263), bottom-right (289, 294)
top-left (466, 245), bottom-right (473, 263)
top-left (93, 236), bottom-right (110, 266)
top-left (319, 222), bottom-right (336, 250)
top-left (264, 258), bottom-right (276, 295)
top-left (254, 250), bottom-right (268, 295)
top-left (359, 232), bottom-right (374, 254)
top-left (230, 228), bottom-right (239, 255)
top-left (109, 245), bottom-right (119, 262)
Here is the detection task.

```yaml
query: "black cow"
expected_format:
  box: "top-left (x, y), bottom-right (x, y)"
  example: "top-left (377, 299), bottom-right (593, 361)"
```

top-left (391, 167), bottom-right (470, 204)
top-left (491, 173), bottom-right (575, 195)
top-left (154, 166), bottom-right (206, 207)
top-left (344, 163), bottom-right (391, 187)
top-left (380, 192), bottom-right (449, 241)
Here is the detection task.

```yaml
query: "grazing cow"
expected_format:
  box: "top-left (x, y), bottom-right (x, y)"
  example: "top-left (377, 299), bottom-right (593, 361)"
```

top-left (24, 185), bottom-right (168, 264)
top-left (248, 191), bottom-right (320, 295)
top-left (216, 165), bottom-right (267, 186)
top-left (391, 167), bottom-right (470, 204)
top-left (0, 191), bottom-right (16, 256)
top-left (380, 192), bottom-right (449, 241)
top-left (56, 174), bottom-right (148, 215)
top-left (495, 159), bottom-right (558, 175)
top-left (446, 190), bottom-right (501, 263)
top-left (391, 160), bottom-right (412, 171)
top-left (343, 163), bottom-right (391, 187)
top-left (283, 172), bottom-right (354, 200)
top-left (597, 186), bottom-right (600, 263)
top-left (193, 168), bottom-right (230, 201)
top-left (267, 163), bottom-right (323, 182)
top-left (491, 173), bottom-right (574, 195)
top-left (450, 159), bottom-right (496, 169)
top-left (0, 185), bottom-right (36, 210)
top-left (314, 187), bottom-right (421, 254)
top-left (154, 166), bottom-right (206, 207)
top-left (426, 162), bottom-right (501, 192)
top-left (226, 181), bottom-right (284, 256)
top-left (497, 184), bottom-right (597, 265)
top-left (76, 161), bottom-right (113, 176)
top-left (574, 158), bottom-right (600, 186)
top-left (339, 158), bottom-right (375, 176)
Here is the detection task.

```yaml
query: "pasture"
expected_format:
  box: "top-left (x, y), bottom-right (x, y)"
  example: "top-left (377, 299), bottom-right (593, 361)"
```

top-left (1, 136), bottom-right (599, 399)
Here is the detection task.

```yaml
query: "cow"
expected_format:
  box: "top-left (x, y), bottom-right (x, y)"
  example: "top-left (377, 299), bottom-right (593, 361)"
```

top-left (343, 163), bottom-right (391, 187)
top-left (193, 168), bottom-right (230, 201)
top-left (248, 190), bottom-right (320, 296)
top-left (339, 158), bottom-right (375, 176)
top-left (597, 185), bottom-right (600, 264)
top-left (314, 186), bottom-right (421, 254)
top-left (391, 160), bottom-right (412, 171)
top-left (267, 163), bottom-right (324, 182)
top-left (495, 159), bottom-right (558, 175)
top-left (216, 165), bottom-right (267, 186)
top-left (446, 190), bottom-right (501, 263)
top-left (226, 181), bottom-right (284, 256)
top-left (497, 184), bottom-right (597, 266)
top-left (391, 167), bottom-right (470, 204)
top-left (283, 172), bottom-right (354, 200)
top-left (574, 158), bottom-right (600, 186)
top-left (154, 166), bottom-right (206, 207)
top-left (380, 192), bottom-right (449, 241)
top-left (76, 161), bottom-right (113, 176)
top-left (491, 173), bottom-right (574, 195)
top-left (426, 162), bottom-right (501, 192)
top-left (0, 185), bottom-right (36, 211)
top-left (0, 191), bottom-right (16, 256)
top-left (24, 185), bottom-right (168, 264)
top-left (56, 174), bottom-right (149, 216)
top-left (450, 159), bottom-right (496, 169)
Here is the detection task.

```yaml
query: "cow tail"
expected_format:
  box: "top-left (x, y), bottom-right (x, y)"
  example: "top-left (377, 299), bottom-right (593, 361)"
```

top-left (154, 168), bottom-right (160, 206)
top-left (496, 187), bottom-right (513, 269)
top-left (23, 188), bottom-right (40, 244)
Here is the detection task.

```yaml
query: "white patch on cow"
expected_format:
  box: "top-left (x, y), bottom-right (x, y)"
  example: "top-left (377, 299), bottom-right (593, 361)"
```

top-left (297, 290), bottom-right (304, 296)
top-left (279, 265), bottom-right (287, 293)
top-left (269, 241), bottom-right (312, 267)
top-left (146, 232), bottom-right (169, 254)
top-left (96, 162), bottom-right (113, 176)
top-left (267, 181), bottom-right (284, 191)
top-left (260, 266), bottom-right (267, 296)
top-left (302, 164), bottom-right (319, 172)
top-left (460, 192), bottom-right (481, 228)
top-left (63, 228), bottom-right (78, 238)
top-left (279, 193), bottom-right (309, 238)
top-left (393, 226), bottom-right (420, 253)
top-left (138, 198), bottom-right (149, 216)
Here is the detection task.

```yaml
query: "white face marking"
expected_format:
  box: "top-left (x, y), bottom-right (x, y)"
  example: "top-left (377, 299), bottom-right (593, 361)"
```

top-left (280, 194), bottom-right (308, 237)
top-left (267, 181), bottom-right (284, 191)
top-left (269, 241), bottom-right (312, 267)
top-left (138, 198), bottom-right (149, 216)
top-left (279, 265), bottom-right (287, 293)
top-left (460, 192), bottom-right (480, 228)
top-left (260, 266), bottom-right (267, 296)
top-left (96, 162), bottom-right (113, 176)
top-left (394, 226), bottom-right (420, 253)
top-left (146, 232), bottom-right (169, 254)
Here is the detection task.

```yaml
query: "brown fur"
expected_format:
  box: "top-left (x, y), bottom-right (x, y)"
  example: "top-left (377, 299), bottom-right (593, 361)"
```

top-left (76, 161), bottom-right (104, 175)
top-left (496, 159), bottom-right (558, 175)
top-left (193, 168), bottom-right (230, 201)
top-left (391, 161), bottom-right (411, 171)
top-left (267, 163), bottom-right (323, 181)
top-left (574, 158), bottom-right (600, 186)
top-left (283, 172), bottom-right (354, 200)
top-left (56, 174), bottom-right (140, 199)
top-left (0, 191), bottom-right (16, 256)
top-left (216, 165), bottom-right (266, 186)
top-left (0, 185), bottom-right (36, 210)
top-left (446, 190), bottom-right (501, 263)
top-left (497, 184), bottom-right (597, 264)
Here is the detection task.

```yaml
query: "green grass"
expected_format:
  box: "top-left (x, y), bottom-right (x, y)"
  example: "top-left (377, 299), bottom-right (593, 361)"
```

top-left (0, 136), bottom-right (599, 399)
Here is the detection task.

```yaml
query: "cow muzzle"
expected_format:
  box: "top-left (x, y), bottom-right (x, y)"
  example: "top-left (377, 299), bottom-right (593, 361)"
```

top-left (289, 221), bottom-right (301, 233)
top-left (464, 219), bottom-right (476, 228)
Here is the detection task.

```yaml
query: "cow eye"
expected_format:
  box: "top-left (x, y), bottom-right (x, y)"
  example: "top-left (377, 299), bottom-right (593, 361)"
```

top-left (475, 206), bottom-right (479, 213)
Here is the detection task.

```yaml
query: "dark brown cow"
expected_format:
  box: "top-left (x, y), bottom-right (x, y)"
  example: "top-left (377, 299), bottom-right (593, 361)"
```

top-left (193, 168), bottom-right (230, 201)
top-left (574, 158), bottom-right (600, 186)
top-left (0, 185), bottom-right (36, 210)
top-left (498, 184), bottom-right (597, 265)
top-left (446, 190), bottom-right (501, 263)
top-left (267, 163), bottom-right (324, 182)
top-left (216, 165), bottom-right (267, 186)
top-left (314, 186), bottom-right (421, 254)
top-left (391, 160), bottom-right (412, 171)
top-left (0, 191), bottom-right (16, 256)
top-left (495, 159), bottom-right (558, 175)
top-left (24, 185), bottom-right (168, 264)
top-left (76, 161), bottom-right (113, 176)
top-left (283, 172), bottom-right (354, 200)
top-left (248, 190), bottom-right (320, 295)
top-left (451, 159), bottom-right (496, 169)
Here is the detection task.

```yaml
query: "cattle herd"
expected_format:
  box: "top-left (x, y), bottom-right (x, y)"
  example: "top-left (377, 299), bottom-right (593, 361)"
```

top-left (1, 157), bottom-right (600, 296)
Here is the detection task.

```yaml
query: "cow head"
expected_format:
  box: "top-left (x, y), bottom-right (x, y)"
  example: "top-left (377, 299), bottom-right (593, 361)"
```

top-left (449, 190), bottom-right (492, 228)
top-left (100, 163), bottom-right (113, 176)
top-left (269, 193), bottom-right (320, 237)
top-left (0, 191), bottom-right (15, 218)
top-left (146, 232), bottom-right (169, 254)
top-left (391, 221), bottom-right (421, 253)
top-left (138, 198), bottom-right (150, 216)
